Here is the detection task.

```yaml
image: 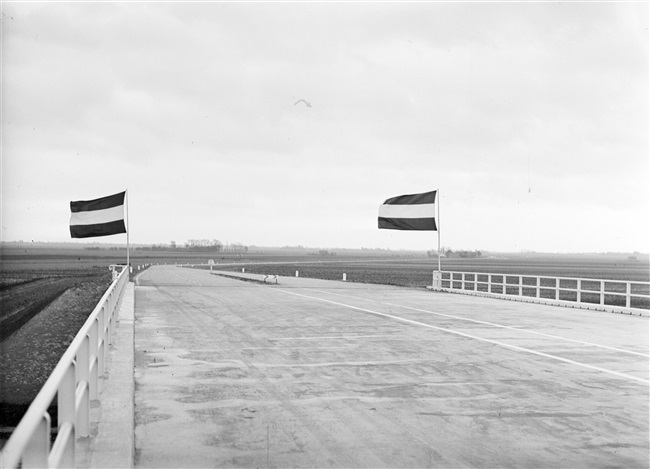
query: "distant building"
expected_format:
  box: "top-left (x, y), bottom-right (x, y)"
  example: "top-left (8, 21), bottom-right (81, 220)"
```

top-left (445, 250), bottom-right (482, 259)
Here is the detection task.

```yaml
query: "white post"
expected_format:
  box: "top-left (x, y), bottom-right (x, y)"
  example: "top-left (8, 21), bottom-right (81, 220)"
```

top-left (343, 273), bottom-right (347, 282)
top-left (600, 280), bottom-right (604, 305)
top-left (432, 270), bottom-right (441, 289)
top-left (58, 364), bottom-right (76, 434)
top-left (23, 414), bottom-right (51, 468)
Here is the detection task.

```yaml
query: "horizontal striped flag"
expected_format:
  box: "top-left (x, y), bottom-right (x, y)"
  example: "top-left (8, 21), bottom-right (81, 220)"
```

top-left (378, 190), bottom-right (437, 231)
top-left (70, 191), bottom-right (127, 238)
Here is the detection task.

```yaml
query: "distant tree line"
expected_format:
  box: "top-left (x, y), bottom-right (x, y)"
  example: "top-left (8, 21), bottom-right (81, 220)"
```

top-left (130, 240), bottom-right (248, 253)
top-left (428, 249), bottom-right (482, 258)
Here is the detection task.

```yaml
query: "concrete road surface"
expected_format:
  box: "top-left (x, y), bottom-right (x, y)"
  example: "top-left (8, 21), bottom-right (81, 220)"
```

top-left (133, 266), bottom-right (648, 468)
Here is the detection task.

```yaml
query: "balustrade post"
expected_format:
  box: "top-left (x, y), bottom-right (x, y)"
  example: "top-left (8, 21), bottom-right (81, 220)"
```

top-left (22, 413), bottom-right (51, 468)
top-left (76, 382), bottom-right (89, 437)
top-left (77, 336), bottom-right (89, 390)
top-left (98, 308), bottom-right (106, 376)
top-left (600, 281), bottom-right (605, 305)
top-left (89, 319), bottom-right (99, 398)
top-left (518, 276), bottom-right (523, 296)
top-left (555, 278), bottom-right (559, 300)
top-left (58, 363), bottom-right (76, 441)
top-left (626, 282), bottom-right (631, 308)
top-left (49, 422), bottom-right (74, 468)
top-left (107, 293), bottom-right (115, 344)
top-left (98, 339), bottom-right (106, 377)
top-left (577, 279), bottom-right (582, 303)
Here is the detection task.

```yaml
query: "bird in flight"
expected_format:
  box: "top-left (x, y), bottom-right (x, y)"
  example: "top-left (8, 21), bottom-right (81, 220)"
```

top-left (294, 99), bottom-right (312, 108)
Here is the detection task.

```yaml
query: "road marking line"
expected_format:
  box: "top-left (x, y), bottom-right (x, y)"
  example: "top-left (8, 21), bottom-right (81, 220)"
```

top-left (267, 334), bottom-right (399, 341)
top-left (252, 358), bottom-right (440, 368)
top-left (275, 288), bottom-right (649, 386)
top-left (308, 289), bottom-right (650, 358)
top-left (242, 346), bottom-right (355, 350)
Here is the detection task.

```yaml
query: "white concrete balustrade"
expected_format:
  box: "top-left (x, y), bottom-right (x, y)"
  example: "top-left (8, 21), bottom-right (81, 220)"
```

top-left (435, 270), bottom-right (649, 315)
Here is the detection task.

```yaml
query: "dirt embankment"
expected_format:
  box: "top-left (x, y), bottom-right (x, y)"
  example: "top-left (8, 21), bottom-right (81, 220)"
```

top-left (0, 277), bottom-right (86, 340)
top-left (0, 270), bottom-right (112, 431)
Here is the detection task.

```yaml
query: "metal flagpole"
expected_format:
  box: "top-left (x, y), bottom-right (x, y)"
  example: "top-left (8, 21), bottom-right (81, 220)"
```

top-left (437, 189), bottom-right (441, 273)
top-left (126, 189), bottom-right (130, 269)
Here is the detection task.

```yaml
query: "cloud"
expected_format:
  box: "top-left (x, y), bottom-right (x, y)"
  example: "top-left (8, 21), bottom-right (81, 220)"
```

top-left (1, 1), bottom-right (647, 252)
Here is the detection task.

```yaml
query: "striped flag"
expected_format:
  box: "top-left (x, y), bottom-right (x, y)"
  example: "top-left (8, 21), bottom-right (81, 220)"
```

top-left (70, 191), bottom-right (127, 238)
top-left (378, 190), bottom-right (437, 231)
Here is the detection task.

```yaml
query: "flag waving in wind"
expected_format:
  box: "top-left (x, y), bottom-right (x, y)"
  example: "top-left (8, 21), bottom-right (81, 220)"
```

top-left (378, 190), bottom-right (437, 231)
top-left (70, 191), bottom-right (127, 238)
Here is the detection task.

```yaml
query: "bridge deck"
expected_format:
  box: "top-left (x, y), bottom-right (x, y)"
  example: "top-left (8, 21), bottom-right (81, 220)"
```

top-left (91, 265), bottom-right (649, 468)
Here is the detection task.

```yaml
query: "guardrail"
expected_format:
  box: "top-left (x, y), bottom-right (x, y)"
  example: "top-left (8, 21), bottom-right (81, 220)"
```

top-left (434, 271), bottom-right (650, 315)
top-left (1, 265), bottom-right (130, 469)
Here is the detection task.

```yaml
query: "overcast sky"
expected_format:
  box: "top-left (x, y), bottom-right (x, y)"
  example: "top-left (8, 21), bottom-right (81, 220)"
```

top-left (1, 1), bottom-right (648, 253)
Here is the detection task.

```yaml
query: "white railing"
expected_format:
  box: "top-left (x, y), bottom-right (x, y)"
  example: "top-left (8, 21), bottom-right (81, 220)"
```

top-left (1, 265), bottom-right (130, 469)
top-left (434, 271), bottom-right (650, 315)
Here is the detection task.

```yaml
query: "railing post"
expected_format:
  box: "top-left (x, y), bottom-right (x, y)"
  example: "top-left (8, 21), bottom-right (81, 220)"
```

top-left (77, 336), bottom-right (89, 392)
top-left (107, 292), bottom-right (115, 344)
top-left (22, 413), bottom-right (51, 468)
top-left (76, 381), bottom-right (89, 437)
top-left (57, 361), bottom-right (76, 461)
top-left (626, 282), bottom-right (631, 308)
top-left (432, 270), bottom-right (441, 289)
top-left (90, 355), bottom-right (99, 399)
top-left (461, 273), bottom-right (466, 290)
top-left (600, 280), bottom-right (605, 305)
top-left (48, 422), bottom-right (74, 468)
top-left (577, 279), bottom-right (582, 303)
top-left (98, 307), bottom-right (106, 376)
top-left (518, 276), bottom-right (523, 296)
top-left (89, 319), bottom-right (99, 398)
top-left (555, 278), bottom-right (559, 300)
top-left (98, 338), bottom-right (106, 377)
top-left (488, 274), bottom-right (492, 293)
